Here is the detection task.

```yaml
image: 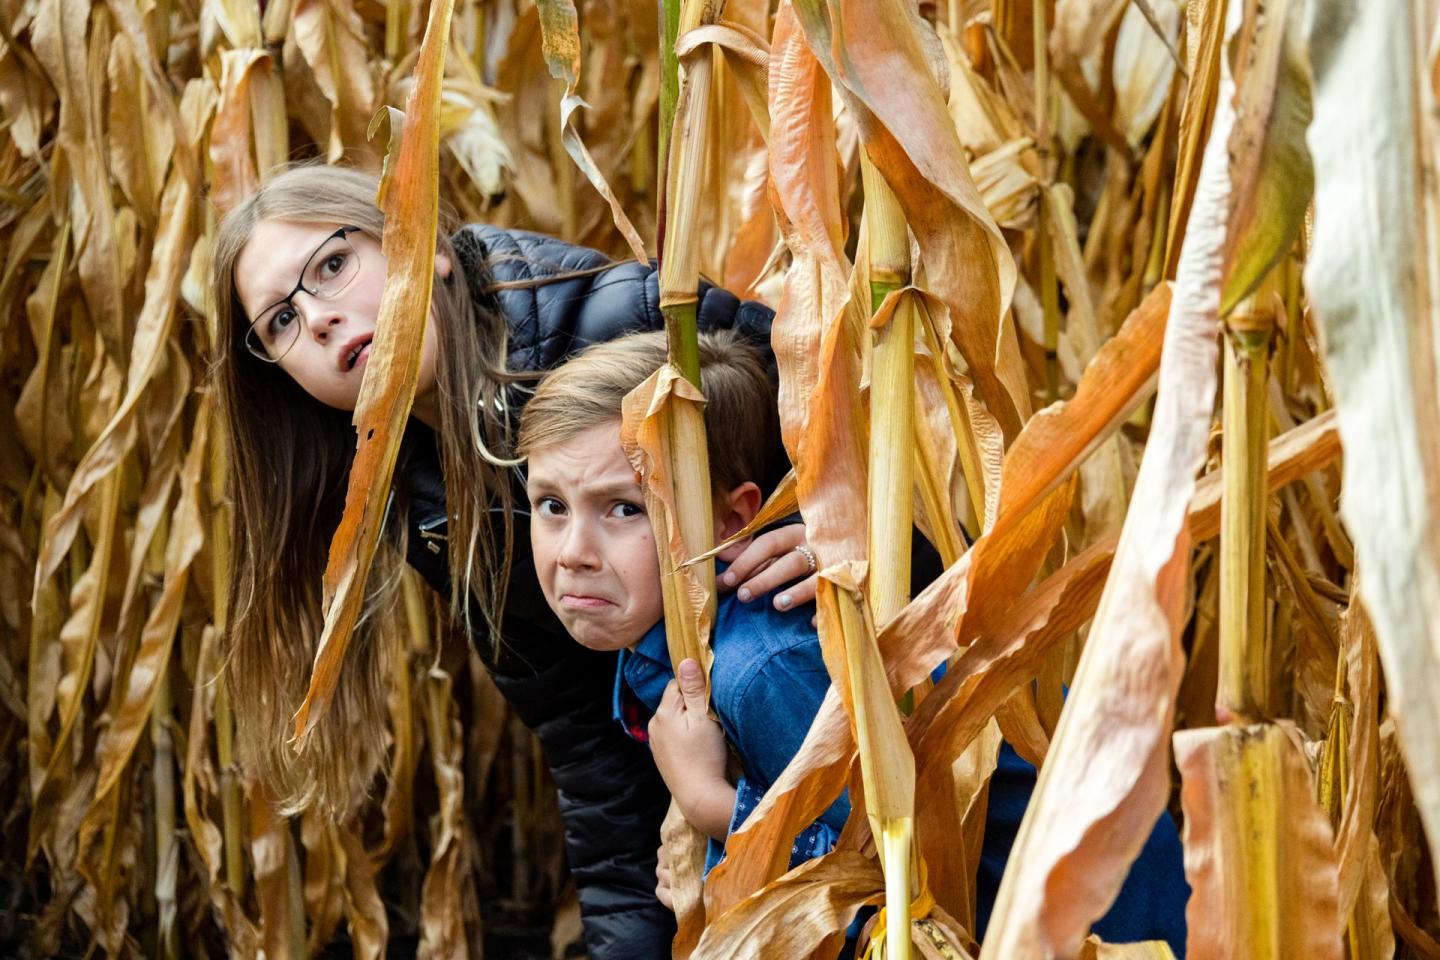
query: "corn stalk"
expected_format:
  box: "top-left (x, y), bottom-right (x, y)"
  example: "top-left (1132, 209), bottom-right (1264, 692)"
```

top-left (861, 153), bottom-right (918, 958)
top-left (655, 0), bottom-right (718, 678)
top-left (1217, 296), bottom-right (1275, 723)
top-left (649, 0), bottom-right (728, 953)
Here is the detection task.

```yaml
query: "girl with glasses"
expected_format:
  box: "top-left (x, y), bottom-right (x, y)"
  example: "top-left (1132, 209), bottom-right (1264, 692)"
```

top-left (208, 163), bottom-right (817, 957)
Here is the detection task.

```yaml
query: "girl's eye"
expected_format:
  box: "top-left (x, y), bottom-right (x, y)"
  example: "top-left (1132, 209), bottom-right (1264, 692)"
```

top-left (318, 251), bottom-right (348, 282)
top-left (266, 307), bottom-right (298, 339)
top-left (536, 497), bottom-right (566, 518)
top-left (608, 501), bottom-right (645, 519)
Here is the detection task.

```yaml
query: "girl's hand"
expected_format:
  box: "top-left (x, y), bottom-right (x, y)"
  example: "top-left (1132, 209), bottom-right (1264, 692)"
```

top-left (716, 524), bottom-right (819, 612)
top-left (648, 659), bottom-right (736, 841)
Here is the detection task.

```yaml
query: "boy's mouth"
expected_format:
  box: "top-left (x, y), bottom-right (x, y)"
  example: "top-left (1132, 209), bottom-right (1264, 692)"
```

top-left (560, 594), bottom-right (612, 610)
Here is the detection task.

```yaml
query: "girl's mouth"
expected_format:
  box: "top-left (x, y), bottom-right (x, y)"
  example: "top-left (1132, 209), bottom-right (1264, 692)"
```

top-left (346, 338), bottom-right (372, 371)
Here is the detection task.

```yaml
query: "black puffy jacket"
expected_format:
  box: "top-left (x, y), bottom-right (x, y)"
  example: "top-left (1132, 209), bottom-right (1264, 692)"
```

top-left (398, 226), bottom-right (775, 959)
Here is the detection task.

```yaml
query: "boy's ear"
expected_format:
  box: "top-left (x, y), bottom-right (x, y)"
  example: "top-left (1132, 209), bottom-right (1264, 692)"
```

top-left (714, 482), bottom-right (762, 561)
top-left (435, 249), bottom-right (454, 280)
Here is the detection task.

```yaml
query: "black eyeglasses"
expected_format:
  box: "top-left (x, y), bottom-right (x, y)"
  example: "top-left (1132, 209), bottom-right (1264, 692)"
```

top-left (242, 226), bottom-right (364, 362)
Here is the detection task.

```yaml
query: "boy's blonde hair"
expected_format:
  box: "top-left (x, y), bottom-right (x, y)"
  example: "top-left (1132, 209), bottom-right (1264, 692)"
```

top-left (517, 331), bottom-right (778, 494)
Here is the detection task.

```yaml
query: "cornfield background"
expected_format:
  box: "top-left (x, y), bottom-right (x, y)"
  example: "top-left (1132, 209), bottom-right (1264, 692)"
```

top-left (2, 0), bottom-right (1439, 956)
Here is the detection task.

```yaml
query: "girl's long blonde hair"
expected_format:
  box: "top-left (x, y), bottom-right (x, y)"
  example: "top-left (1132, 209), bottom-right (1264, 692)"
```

top-left (210, 165), bottom-right (515, 816)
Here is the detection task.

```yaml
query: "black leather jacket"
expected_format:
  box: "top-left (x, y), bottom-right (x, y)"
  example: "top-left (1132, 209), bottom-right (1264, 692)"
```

top-left (397, 226), bottom-right (775, 958)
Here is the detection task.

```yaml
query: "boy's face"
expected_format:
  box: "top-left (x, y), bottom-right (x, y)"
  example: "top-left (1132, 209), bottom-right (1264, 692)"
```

top-left (527, 421), bottom-right (664, 652)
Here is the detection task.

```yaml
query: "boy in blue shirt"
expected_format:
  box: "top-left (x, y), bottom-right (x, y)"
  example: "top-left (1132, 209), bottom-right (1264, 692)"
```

top-left (517, 330), bottom-right (1188, 952)
top-left (517, 330), bottom-right (844, 879)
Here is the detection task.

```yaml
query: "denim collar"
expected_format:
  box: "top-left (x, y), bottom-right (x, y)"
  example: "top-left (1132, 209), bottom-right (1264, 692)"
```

top-left (614, 611), bottom-right (676, 721)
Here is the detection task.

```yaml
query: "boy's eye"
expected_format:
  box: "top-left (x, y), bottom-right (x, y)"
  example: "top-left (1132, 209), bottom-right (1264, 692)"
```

top-left (535, 497), bottom-right (566, 518)
top-left (608, 501), bottom-right (645, 519)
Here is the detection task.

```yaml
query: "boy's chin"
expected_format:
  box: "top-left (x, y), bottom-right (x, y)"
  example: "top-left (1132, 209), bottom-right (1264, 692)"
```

top-left (568, 625), bottom-right (639, 653)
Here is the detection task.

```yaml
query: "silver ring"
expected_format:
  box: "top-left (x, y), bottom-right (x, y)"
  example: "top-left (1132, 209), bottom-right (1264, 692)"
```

top-left (794, 544), bottom-right (817, 575)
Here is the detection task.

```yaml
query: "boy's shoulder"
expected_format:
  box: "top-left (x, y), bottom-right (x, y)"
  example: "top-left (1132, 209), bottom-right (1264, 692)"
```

top-left (708, 591), bottom-right (825, 711)
top-left (713, 590), bottom-right (818, 658)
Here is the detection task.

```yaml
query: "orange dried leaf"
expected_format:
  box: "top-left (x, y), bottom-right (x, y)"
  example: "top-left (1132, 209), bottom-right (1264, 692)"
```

top-left (789, 0), bottom-right (1027, 439)
top-left (620, 364), bottom-right (715, 677)
top-left (536, 0), bottom-right (649, 261)
top-left (978, 37), bottom-right (1235, 950)
top-left (695, 851), bottom-right (884, 960)
top-left (292, 0), bottom-right (454, 742)
top-left (1174, 722), bottom-right (1342, 959)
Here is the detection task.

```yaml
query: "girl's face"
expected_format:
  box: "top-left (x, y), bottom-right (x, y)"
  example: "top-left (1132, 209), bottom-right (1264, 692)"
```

top-left (234, 218), bottom-right (445, 415)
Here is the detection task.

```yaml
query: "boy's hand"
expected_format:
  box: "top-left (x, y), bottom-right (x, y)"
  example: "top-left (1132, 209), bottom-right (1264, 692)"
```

top-left (648, 659), bottom-right (736, 841)
top-left (717, 524), bottom-right (819, 614)
top-left (655, 843), bottom-right (673, 911)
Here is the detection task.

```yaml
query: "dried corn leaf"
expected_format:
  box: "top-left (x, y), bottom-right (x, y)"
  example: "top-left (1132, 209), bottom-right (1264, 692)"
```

top-left (293, 0), bottom-right (454, 741)
top-left (978, 35), bottom-right (1236, 950)
top-left (705, 687), bottom-right (853, 917)
top-left (337, 823), bottom-right (388, 959)
top-left (210, 49), bottom-right (268, 220)
top-left (620, 364), bottom-right (714, 676)
top-left (695, 850), bottom-right (884, 960)
top-left (1217, 0), bottom-right (1312, 316)
top-left (1333, 598), bottom-right (1381, 921)
top-left (1111, 0), bottom-right (1180, 149)
top-left (292, 0), bottom-right (379, 163)
top-left (90, 399), bottom-right (208, 803)
top-left (1187, 410), bottom-right (1340, 540)
top-left (995, 282), bottom-right (1171, 531)
top-left (180, 626), bottom-right (258, 951)
top-left (1174, 721), bottom-right (1342, 959)
top-left (29, 116), bottom-right (201, 603)
top-left (1165, 0), bottom-right (1224, 276)
top-left (1304, 0), bottom-right (1440, 885)
top-left (535, 0), bottom-right (648, 261)
top-left (687, 470), bottom-right (799, 566)
top-left (792, 0), bottom-right (1028, 439)
top-left (303, 812), bottom-right (346, 953)
top-left (30, 0), bottom-right (125, 354)
top-left (252, 785), bottom-right (304, 960)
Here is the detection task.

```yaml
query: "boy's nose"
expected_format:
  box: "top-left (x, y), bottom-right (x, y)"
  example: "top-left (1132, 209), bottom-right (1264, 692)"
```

top-left (556, 523), bottom-right (601, 570)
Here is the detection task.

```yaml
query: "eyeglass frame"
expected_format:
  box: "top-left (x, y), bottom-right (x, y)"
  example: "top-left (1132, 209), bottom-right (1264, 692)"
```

top-left (241, 225), bottom-right (366, 363)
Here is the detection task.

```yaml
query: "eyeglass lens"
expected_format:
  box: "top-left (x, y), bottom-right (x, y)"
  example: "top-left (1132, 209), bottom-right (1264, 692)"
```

top-left (245, 232), bottom-right (361, 361)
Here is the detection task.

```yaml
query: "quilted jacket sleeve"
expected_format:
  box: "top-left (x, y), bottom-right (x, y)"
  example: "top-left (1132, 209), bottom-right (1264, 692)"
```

top-left (496, 526), bottom-right (676, 959)
top-left (453, 225), bottom-right (775, 376)
top-left (399, 433), bottom-right (676, 959)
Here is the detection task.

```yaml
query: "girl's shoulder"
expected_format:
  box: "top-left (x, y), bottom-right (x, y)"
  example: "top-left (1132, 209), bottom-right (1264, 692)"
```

top-left (457, 225), bottom-right (614, 283)
top-left (452, 225), bottom-right (776, 377)
top-left (454, 225), bottom-right (662, 375)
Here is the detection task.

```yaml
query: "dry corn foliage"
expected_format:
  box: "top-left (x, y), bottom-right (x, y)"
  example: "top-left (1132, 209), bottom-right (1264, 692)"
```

top-left (2, 0), bottom-right (1439, 957)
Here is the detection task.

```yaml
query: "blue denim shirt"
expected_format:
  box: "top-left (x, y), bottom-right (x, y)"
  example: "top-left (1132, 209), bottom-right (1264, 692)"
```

top-left (615, 591), bottom-right (1188, 955)
top-left (614, 585), bottom-right (849, 872)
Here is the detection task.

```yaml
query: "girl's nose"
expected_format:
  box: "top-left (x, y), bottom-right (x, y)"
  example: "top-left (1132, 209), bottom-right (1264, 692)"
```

top-left (296, 291), bottom-right (342, 340)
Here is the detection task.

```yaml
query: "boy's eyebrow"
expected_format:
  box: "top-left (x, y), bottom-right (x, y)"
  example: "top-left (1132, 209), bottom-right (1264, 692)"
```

top-left (525, 471), bottom-right (642, 500)
top-left (583, 479), bottom-right (645, 499)
top-left (527, 474), bottom-right (639, 503)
